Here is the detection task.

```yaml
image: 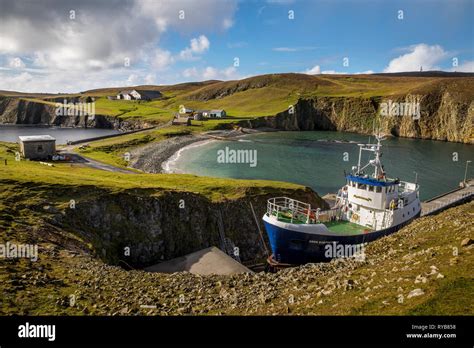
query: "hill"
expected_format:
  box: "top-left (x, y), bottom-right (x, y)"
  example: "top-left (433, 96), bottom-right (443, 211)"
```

top-left (0, 72), bottom-right (473, 143)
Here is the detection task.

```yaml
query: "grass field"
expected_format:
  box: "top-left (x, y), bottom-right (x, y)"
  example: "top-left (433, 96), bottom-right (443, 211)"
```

top-left (0, 142), bottom-right (304, 202)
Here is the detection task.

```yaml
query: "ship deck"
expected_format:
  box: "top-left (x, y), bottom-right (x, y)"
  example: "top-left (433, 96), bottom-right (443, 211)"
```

top-left (324, 220), bottom-right (372, 235)
top-left (272, 212), bottom-right (372, 235)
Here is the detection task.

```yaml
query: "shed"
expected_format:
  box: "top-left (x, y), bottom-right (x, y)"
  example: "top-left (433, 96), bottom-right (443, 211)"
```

top-left (207, 109), bottom-right (226, 118)
top-left (18, 135), bottom-right (56, 160)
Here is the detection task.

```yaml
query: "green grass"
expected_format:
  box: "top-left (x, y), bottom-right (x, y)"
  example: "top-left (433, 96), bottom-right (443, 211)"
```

top-left (0, 142), bottom-right (305, 202)
top-left (407, 278), bottom-right (474, 315)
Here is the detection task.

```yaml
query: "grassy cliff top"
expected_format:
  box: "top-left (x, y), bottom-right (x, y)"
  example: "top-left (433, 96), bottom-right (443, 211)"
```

top-left (3, 72), bottom-right (474, 121)
top-left (0, 142), bottom-right (307, 202)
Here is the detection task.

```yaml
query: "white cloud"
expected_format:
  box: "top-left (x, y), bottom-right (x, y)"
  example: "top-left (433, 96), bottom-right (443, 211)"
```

top-left (0, 0), bottom-right (237, 92)
top-left (384, 44), bottom-right (448, 72)
top-left (453, 60), bottom-right (474, 72)
top-left (7, 57), bottom-right (26, 69)
top-left (304, 66), bottom-right (374, 75)
top-left (144, 74), bottom-right (156, 85)
top-left (152, 49), bottom-right (174, 70)
top-left (182, 67), bottom-right (199, 78)
top-left (304, 65), bottom-right (321, 74)
top-left (179, 35), bottom-right (210, 60)
top-left (222, 18), bottom-right (234, 30)
top-left (182, 66), bottom-right (240, 80)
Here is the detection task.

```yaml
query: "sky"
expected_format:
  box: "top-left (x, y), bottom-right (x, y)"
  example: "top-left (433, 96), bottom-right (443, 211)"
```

top-left (0, 0), bottom-right (473, 93)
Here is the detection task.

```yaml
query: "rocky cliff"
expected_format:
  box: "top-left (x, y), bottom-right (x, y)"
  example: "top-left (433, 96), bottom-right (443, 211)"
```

top-left (45, 187), bottom-right (327, 267)
top-left (0, 97), bottom-right (146, 131)
top-left (238, 93), bottom-right (474, 143)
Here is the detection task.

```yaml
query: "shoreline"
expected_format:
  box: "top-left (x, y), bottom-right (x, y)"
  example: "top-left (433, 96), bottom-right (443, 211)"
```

top-left (130, 127), bottom-right (268, 174)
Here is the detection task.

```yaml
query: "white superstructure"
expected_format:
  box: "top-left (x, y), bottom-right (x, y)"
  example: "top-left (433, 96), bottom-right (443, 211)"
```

top-left (335, 134), bottom-right (421, 230)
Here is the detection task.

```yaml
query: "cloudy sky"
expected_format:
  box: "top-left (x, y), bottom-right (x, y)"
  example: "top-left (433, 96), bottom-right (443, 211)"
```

top-left (0, 0), bottom-right (472, 93)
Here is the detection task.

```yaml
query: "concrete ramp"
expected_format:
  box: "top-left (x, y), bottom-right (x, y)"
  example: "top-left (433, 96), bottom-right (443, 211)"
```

top-left (144, 247), bottom-right (253, 275)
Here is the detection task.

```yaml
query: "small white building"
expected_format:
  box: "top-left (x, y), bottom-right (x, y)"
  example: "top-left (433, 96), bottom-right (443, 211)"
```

top-left (207, 109), bottom-right (226, 118)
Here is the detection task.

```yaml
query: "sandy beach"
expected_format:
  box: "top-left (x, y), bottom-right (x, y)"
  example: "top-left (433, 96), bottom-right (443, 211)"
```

top-left (129, 128), bottom-right (267, 173)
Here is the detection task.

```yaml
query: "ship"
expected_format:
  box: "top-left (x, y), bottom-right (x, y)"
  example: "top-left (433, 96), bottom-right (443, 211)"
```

top-left (262, 134), bottom-right (421, 265)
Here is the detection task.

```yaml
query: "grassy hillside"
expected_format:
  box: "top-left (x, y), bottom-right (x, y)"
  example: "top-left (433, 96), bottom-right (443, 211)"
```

top-left (4, 73), bottom-right (474, 122)
top-left (0, 142), bottom-right (305, 202)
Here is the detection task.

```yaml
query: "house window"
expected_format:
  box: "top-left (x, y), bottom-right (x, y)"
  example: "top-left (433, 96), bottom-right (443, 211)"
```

top-left (37, 145), bottom-right (44, 153)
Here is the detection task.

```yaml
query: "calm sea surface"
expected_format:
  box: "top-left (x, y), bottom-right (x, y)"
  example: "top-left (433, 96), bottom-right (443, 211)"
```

top-left (0, 126), bottom-right (120, 144)
top-left (167, 131), bottom-right (473, 201)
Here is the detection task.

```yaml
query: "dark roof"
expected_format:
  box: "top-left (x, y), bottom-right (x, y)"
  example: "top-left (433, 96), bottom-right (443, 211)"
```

top-left (135, 90), bottom-right (162, 99)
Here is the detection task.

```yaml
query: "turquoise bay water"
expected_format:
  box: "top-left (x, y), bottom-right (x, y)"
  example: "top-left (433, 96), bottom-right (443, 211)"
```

top-left (168, 131), bottom-right (473, 201)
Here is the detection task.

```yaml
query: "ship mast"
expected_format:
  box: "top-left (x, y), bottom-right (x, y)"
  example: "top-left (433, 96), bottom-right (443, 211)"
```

top-left (355, 132), bottom-right (385, 179)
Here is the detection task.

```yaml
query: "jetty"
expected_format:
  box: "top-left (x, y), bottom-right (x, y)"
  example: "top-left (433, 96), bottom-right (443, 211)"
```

top-left (421, 179), bottom-right (473, 216)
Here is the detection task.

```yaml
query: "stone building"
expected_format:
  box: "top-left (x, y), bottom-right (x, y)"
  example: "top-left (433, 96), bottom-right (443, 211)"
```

top-left (18, 135), bottom-right (56, 160)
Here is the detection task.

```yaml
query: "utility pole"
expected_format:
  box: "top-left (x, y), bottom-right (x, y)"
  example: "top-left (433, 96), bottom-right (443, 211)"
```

top-left (463, 160), bottom-right (472, 185)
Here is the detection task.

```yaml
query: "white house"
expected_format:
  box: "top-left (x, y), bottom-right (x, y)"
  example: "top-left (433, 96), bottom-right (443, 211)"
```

top-left (207, 109), bottom-right (226, 118)
top-left (116, 89), bottom-right (162, 101)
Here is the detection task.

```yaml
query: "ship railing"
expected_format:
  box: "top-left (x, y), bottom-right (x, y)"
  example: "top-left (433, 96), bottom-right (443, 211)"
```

top-left (313, 207), bottom-right (341, 222)
top-left (267, 197), bottom-right (313, 224)
top-left (267, 197), bottom-right (341, 224)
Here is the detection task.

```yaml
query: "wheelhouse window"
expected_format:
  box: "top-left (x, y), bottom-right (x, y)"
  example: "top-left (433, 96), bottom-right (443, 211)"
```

top-left (359, 184), bottom-right (366, 190)
top-left (368, 185), bottom-right (374, 192)
top-left (376, 186), bottom-right (382, 193)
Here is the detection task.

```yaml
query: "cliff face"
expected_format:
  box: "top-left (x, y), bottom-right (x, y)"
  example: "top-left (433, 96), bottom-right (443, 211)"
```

top-left (51, 188), bottom-right (327, 267)
top-left (239, 93), bottom-right (473, 143)
top-left (0, 97), bottom-right (147, 131)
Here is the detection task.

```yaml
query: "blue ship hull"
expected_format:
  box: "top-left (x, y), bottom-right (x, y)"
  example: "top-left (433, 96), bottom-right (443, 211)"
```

top-left (264, 212), bottom-right (420, 265)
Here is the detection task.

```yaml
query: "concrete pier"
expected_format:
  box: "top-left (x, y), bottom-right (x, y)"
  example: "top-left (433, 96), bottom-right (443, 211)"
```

top-left (421, 179), bottom-right (473, 216)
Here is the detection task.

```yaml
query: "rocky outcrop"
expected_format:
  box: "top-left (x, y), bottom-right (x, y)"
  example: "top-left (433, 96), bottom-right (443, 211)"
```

top-left (50, 188), bottom-right (327, 268)
top-left (0, 97), bottom-right (148, 131)
top-left (238, 93), bottom-right (473, 143)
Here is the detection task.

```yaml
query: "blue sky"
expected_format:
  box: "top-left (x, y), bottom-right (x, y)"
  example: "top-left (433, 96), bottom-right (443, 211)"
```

top-left (0, 0), bottom-right (472, 92)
